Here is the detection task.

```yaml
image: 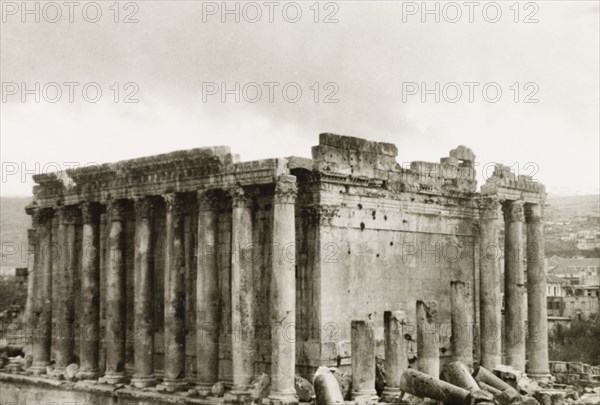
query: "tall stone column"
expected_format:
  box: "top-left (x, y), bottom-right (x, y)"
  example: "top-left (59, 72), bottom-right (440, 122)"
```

top-left (451, 281), bottom-right (474, 368)
top-left (158, 193), bottom-right (188, 392)
top-left (53, 205), bottom-right (80, 375)
top-left (29, 208), bottom-right (53, 375)
top-left (23, 218), bottom-right (37, 327)
top-left (417, 300), bottom-right (439, 378)
top-left (525, 203), bottom-right (551, 381)
top-left (269, 176), bottom-right (298, 405)
top-left (131, 197), bottom-right (157, 388)
top-left (503, 200), bottom-right (526, 372)
top-left (101, 200), bottom-right (129, 384)
top-left (77, 202), bottom-right (102, 380)
top-left (381, 311), bottom-right (409, 403)
top-left (228, 186), bottom-right (255, 401)
top-left (478, 197), bottom-right (502, 370)
top-left (351, 319), bottom-right (377, 400)
top-left (195, 190), bottom-right (221, 396)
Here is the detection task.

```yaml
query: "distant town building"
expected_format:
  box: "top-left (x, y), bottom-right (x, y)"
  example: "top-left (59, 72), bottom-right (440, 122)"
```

top-left (547, 257), bottom-right (600, 286)
top-left (562, 288), bottom-right (598, 320)
top-left (577, 236), bottom-right (600, 251)
top-left (546, 257), bottom-right (599, 321)
top-left (546, 274), bottom-right (568, 297)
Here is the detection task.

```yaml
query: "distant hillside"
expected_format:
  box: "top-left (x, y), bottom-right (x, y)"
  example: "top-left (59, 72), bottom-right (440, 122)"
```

top-left (1, 197), bottom-right (32, 271)
top-left (546, 194), bottom-right (600, 219)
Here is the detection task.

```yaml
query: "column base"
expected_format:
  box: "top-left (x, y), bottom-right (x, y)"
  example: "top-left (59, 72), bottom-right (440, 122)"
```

top-left (156, 378), bottom-right (188, 392)
top-left (195, 383), bottom-right (215, 398)
top-left (527, 372), bottom-right (553, 383)
top-left (224, 386), bottom-right (253, 404)
top-left (48, 367), bottom-right (66, 379)
top-left (381, 386), bottom-right (402, 403)
top-left (351, 390), bottom-right (379, 404)
top-left (76, 368), bottom-right (102, 380)
top-left (131, 375), bottom-right (158, 388)
top-left (267, 391), bottom-right (299, 405)
top-left (99, 372), bottom-right (129, 385)
top-left (28, 363), bottom-right (50, 375)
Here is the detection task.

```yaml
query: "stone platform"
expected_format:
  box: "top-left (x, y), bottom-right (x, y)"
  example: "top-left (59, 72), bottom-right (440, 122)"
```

top-left (1, 372), bottom-right (213, 405)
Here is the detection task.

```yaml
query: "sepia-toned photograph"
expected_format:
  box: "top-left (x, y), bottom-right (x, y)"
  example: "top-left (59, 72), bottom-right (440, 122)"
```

top-left (0, 1), bottom-right (599, 405)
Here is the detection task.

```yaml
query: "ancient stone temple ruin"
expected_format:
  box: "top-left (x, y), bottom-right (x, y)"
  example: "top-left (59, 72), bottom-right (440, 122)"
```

top-left (3, 133), bottom-right (549, 405)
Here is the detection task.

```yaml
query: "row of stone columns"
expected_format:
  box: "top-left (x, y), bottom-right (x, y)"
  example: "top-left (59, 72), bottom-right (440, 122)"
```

top-left (26, 176), bottom-right (299, 403)
top-left (478, 198), bottom-right (549, 380)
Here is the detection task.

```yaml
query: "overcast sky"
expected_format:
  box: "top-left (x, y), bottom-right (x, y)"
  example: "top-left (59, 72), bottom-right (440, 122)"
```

top-left (1, 0), bottom-right (598, 197)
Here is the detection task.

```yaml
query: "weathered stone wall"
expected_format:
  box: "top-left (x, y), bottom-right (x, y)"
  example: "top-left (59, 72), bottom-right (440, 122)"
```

top-left (298, 134), bottom-right (480, 372)
top-left (316, 190), bottom-right (477, 367)
top-left (549, 362), bottom-right (600, 386)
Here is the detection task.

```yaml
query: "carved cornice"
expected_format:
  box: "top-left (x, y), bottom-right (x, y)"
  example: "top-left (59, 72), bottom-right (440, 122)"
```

top-left (478, 197), bottom-right (501, 220)
top-left (503, 200), bottom-right (525, 223)
top-left (483, 164), bottom-right (546, 194)
top-left (274, 176), bottom-right (298, 205)
top-left (66, 148), bottom-right (229, 186)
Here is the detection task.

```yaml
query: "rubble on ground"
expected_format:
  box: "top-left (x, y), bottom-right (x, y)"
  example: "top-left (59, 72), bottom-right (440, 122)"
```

top-left (312, 361), bottom-right (600, 405)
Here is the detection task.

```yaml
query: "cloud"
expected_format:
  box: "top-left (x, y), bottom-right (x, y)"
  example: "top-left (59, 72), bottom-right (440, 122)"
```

top-left (1, 1), bottom-right (598, 196)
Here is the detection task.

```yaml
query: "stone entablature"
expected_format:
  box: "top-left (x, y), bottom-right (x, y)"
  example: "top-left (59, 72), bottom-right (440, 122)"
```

top-left (30, 134), bottom-right (544, 210)
top-left (32, 147), bottom-right (287, 207)
top-left (308, 133), bottom-right (477, 196)
top-left (481, 164), bottom-right (546, 203)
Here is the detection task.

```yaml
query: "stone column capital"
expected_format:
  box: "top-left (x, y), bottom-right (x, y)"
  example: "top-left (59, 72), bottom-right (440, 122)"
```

top-left (478, 197), bottom-right (501, 220)
top-left (274, 176), bottom-right (298, 205)
top-left (108, 199), bottom-right (129, 221)
top-left (81, 202), bottom-right (102, 224)
top-left (30, 210), bottom-right (42, 226)
top-left (197, 190), bottom-right (221, 212)
top-left (29, 207), bottom-right (53, 224)
top-left (133, 197), bottom-right (154, 219)
top-left (229, 186), bottom-right (252, 209)
top-left (57, 205), bottom-right (81, 225)
top-left (316, 205), bottom-right (340, 226)
top-left (503, 200), bottom-right (525, 223)
top-left (163, 193), bottom-right (185, 213)
top-left (25, 204), bottom-right (41, 223)
top-left (524, 203), bottom-right (543, 223)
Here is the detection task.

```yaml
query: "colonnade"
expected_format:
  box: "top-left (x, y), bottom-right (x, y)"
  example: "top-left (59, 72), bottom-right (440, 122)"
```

top-left (26, 175), bottom-right (299, 404)
top-left (478, 197), bottom-right (549, 381)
